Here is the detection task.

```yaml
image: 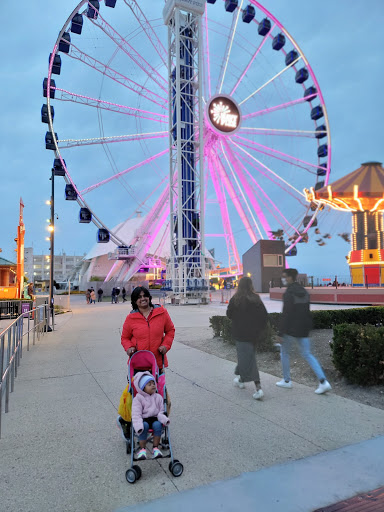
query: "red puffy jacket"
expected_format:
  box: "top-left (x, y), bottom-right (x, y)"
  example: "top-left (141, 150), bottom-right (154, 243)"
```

top-left (121, 305), bottom-right (175, 369)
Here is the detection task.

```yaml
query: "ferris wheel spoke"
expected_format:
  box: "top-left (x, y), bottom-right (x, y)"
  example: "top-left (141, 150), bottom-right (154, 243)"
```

top-left (232, 152), bottom-right (300, 235)
top-left (242, 94), bottom-right (318, 121)
top-left (220, 141), bottom-right (264, 239)
top-left (223, 141), bottom-right (272, 238)
top-left (212, 145), bottom-right (258, 245)
top-left (203, 9), bottom-right (212, 99)
top-left (80, 148), bottom-right (169, 195)
top-left (239, 127), bottom-right (322, 139)
top-left (208, 155), bottom-right (241, 271)
top-left (238, 56), bottom-right (302, 106)
top-left (89, 8), bottom-right (168, 94)
top-left (122, 0), bottom-right (167, 67)
top-left (58, 131), bottom-right (168, 149)
top-left (229, 139), bottom-right (307, 205)
top-left (218, 0), bottom-right (245, 95)
top-left (230, 23), bottom-right (276, 96)
top-left (233, 134), bottom-right (318, 173)
top-left (66, 41), bottom-right (167, 109)
top-left (54, 87), bottom-right (168, 123)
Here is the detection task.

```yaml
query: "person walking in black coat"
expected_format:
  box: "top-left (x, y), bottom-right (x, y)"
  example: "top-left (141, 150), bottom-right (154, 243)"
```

top-left (111, 287), bottom-right (116, 304)
top-left (226, 277), bottom-right (269, 400)
top-left (97, 288), bottom-right (103, 302)
top-left (276, 268), bottom-right (331, 394)
top-left (122, 287), bottom-right (126, 302)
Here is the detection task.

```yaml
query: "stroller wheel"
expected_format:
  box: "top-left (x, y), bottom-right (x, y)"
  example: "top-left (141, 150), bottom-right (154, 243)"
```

top-left (132, 465), bottom-right (142, 480)
top-left (125, 467), bottom-right (139, 484)
top-left (169, 459), bottom-right (184, 478)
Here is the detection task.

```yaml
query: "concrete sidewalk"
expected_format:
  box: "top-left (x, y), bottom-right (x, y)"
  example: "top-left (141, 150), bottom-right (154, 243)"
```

top-left (0, 298), bottom-right (383, 512)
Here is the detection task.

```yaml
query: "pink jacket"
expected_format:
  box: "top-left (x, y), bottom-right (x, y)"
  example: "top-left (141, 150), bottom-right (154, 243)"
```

top-left (131, 371), bottom-right (170, 435)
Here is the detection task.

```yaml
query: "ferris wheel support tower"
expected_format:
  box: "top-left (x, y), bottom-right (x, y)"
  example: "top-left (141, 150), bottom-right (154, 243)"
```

top-left (163, 0), bottom-right (208, 303)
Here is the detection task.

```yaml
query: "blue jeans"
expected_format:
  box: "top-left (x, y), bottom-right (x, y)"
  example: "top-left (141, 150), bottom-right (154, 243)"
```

top-left (138, 420), bottom-right (162, 441)
top-left (281, 335), bottom-right (326, 382)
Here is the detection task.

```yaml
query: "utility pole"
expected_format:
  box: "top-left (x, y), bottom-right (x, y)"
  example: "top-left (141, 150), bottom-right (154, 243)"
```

top-left (49, 168), bottom-right (55, 330)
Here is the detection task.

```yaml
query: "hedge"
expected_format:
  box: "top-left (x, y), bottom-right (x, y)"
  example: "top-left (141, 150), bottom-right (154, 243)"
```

top-left (331, 323), bottom-right (384, 385)
top-left (209, 316), bottom-right (274, 352)
top-left (220, 306), bottom-right (384, 333)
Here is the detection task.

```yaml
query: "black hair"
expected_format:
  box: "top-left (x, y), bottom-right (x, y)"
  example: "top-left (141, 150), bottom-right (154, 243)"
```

top-left (282, 268), bottom-right (298, 280)
top-left (131, 286), bottom-right (153, 310)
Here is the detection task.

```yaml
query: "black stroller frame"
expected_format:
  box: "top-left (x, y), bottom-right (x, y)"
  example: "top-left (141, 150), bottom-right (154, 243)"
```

top-left (125, 350), bottom-right (183, 484)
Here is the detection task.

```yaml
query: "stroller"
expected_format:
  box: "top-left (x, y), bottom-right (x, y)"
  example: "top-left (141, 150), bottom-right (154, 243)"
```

top-left (125, 350), bottom-right (183, 483)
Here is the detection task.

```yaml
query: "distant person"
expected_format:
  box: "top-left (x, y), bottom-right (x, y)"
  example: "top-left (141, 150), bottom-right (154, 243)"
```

top-left (27, 282), bottom-right (34, 300)
top-left (85, 289), bottom-right (91, 304)
top-left (276, 268), bottom-right (331, 394)
top-left (90, 289), bottom-right (96, 304)
top-left (122, 287), bottom-right (127, 302)
top-left (226, 277), bottom-right (268, 400)
top-left (111, 287), bottom-right (116, 304)
top-left (115, 287), bottom-right (120, 304)
top-left (97, 288), bottom-right (103, 302)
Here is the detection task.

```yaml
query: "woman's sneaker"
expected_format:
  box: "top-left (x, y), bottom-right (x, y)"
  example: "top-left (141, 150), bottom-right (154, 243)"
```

top-left (276, 379), bottom-right (292, 389)
top-left (253, 389), bottom-right (264, 400)
top-left (233, 376), bottom-right (245, 389)
top-left (136, 448), bottom-right (147, 460)
top-left (152, 447), bottom-right (163, 459)
top-left (315, 380), bottom-right (332, 394)
top-left (116, 416), bottom-right (130, 441)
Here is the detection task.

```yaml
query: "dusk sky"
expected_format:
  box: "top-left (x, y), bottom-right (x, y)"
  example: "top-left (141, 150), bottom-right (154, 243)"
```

top-left (1, 1), bottom-right (383, 282)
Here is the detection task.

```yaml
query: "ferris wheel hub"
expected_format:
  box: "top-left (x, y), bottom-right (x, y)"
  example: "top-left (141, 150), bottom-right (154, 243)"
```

top-left (206, 94), bottom-right (242, 136)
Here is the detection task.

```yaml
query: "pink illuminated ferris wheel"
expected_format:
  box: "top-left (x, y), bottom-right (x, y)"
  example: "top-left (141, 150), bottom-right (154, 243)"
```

top-left (43, 0), bottom-right (331, 274)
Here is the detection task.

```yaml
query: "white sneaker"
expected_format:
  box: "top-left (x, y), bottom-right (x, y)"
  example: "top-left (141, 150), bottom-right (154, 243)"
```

top-left (233, 376), bottom-right (245, 389)
top-left (253, 389), bottom-right (264, 400)
top-left (276, 379), bottom-right (292, 389)
top-left (315, 381), bottom-right (332, 394)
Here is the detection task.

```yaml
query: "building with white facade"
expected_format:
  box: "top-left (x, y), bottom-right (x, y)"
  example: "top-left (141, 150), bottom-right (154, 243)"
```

top-left (24, 247), bottom-right (86, 286)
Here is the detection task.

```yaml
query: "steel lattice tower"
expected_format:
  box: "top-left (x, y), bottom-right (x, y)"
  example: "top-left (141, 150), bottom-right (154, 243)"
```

top-left (163, 0), bottom-right (208, 303)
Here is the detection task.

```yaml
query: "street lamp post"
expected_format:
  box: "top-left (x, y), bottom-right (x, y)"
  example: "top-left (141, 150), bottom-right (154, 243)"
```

top-left (49, 168), bottom-right (55, 330)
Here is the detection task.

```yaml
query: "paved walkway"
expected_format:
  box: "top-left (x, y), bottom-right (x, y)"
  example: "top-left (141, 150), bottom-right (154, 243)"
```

top-left (0, 297), bottom-right (383, 512)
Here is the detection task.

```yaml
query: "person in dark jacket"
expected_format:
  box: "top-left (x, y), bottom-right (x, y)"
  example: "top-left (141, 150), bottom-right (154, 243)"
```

top-left (276, 268), bottom-right (331, 394)
top-left (226, 277), bottom-right (269, 400)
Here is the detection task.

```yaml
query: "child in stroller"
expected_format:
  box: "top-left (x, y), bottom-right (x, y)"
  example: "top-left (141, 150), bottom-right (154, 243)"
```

top-left (123, 350), bottom-right (183, 483)
top-left (132, 371), bottom-right (170, 460)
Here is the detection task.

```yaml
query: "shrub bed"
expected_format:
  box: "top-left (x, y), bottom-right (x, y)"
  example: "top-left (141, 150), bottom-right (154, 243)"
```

top-left (209, 315), bottom-right (274, 352)
top-left (211, 307), bottom-right (384, 339)
top-left (331, 323), bottom-right (384, 386)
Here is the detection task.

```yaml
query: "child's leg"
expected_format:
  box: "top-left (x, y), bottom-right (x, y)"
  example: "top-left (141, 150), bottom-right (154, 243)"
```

top-left (152, 421), bottom-right (163, 448)
top-left (138, 421), bottom-right (149, 448)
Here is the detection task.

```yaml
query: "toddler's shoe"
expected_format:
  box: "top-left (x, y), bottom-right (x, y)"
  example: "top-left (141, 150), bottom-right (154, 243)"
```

top-left (253, 389), bottom-right (264, 400)
top-left (315, 380), bottom-right (332, 394)
top-left (136, 448), bottom-right (147, 460)
top-left (152, 447), bottom-right (163, 459)
top-left (233, 376), bottom-right (245, 389)
top-left (276, 379), bottom-right (292, 389)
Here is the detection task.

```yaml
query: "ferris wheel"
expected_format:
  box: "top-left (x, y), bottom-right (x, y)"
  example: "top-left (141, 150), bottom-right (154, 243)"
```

top-left (43, 0), bottom-right (331, 278)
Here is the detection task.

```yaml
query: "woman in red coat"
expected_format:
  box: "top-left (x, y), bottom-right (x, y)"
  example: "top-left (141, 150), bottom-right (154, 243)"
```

top-left (121, 286), bottom-right (175, 370)
top-left (118, 286), bottom-right (175, 441)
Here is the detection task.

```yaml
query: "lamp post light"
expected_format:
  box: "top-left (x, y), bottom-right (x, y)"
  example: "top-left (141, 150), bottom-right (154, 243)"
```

top-left (48, 164), bottom-right (65, 330)
top-left (48, 168), bottom-right (55, 330)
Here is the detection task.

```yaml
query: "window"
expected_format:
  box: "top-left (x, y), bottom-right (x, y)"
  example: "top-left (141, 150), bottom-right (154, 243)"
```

top-left (263, 254), bottom-right (284, 267)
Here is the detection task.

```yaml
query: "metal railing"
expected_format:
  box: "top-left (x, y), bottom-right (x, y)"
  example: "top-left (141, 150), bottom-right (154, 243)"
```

top-left (0, 303), bottom-right (49, 439)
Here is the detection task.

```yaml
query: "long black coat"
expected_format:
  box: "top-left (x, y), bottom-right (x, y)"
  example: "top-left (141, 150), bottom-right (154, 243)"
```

top-left (226, 295), bottom-right (269, 343)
